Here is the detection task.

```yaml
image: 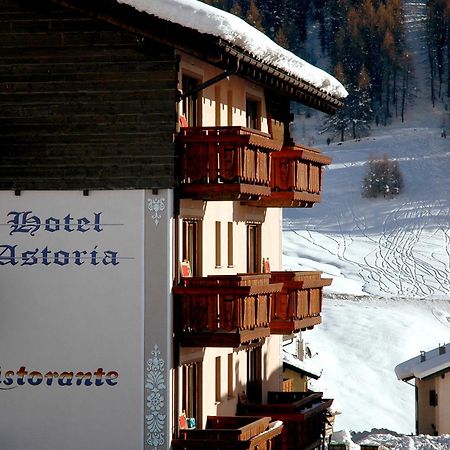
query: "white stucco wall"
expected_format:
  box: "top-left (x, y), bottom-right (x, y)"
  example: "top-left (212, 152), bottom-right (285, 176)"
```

top-left (0, 190), bottom-right (147, 450)
top-left (179, 201), bottom-right (282, 275)
top-left (178, 51), bottom-right (269, 132)
top-left (175, 50), bottom-right (285, 433)
top-left (178, 199), bottom-right (284, 426)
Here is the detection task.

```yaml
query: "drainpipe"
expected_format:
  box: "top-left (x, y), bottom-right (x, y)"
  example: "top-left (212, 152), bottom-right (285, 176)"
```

top-left (401, 378), bottom-right (419, 435)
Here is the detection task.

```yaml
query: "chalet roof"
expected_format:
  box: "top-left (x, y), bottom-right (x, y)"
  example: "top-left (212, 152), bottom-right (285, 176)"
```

top-left (51, 0), bottom-right (346, 113)
top-left (116, 0), bottom-right (347, 101)
top-left (282, 350), bottom-right (321, 379)
top-left (395, 343), bottom-right (450, 381)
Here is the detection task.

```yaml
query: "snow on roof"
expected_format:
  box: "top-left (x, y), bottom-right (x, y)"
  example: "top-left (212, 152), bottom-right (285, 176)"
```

top-left (282, 350), bottom-right (321, 379)
top-left (395, 343), bottom-right (450, 381)
top-left (116, 0), bottom-right (348, 99)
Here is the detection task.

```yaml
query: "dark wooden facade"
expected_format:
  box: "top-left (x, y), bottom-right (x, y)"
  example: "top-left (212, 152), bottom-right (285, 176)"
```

top-left (0, 0), bottom-right (178, 190)
top-left (0, 0), bottom-right (340, 193)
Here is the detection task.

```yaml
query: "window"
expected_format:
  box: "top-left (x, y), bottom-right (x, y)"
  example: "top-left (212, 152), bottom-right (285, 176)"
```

top-left (227, 222), bottom-right (234, 267)
top-left (246, 98), bottom-right (259, 130)
top-left (181, 362), bottom-right (202, 425)
top-left (430, 390), bottom-right (438, 406)
top-left (227, 90), bottom-right (233, 126)
top-left (215, 221), bottom-right (221, 268)
top-left (182, 75), bottom-right (200, 127)
top-left (182, 219), bottom-right (202, 276)
top-left (246, 223), bottom-right (261, 273)
top-left (215, 356), bottom-right (221, 402)
top-left (215, 86), bottom-right (221, 126)
top-left (227, 353), bottom-right (234, 398)
top-left (246, 347), bottom-right (262, 403)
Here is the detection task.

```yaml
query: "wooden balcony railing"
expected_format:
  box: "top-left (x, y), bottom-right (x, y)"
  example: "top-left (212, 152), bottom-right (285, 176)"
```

top-left (173, 416), bottom-right (283, 450)
top-left (247, 144), bottom-right (332, 208)
top-left (269, 271), bottom-right (332, 335)
top-left (173, 274), bottom-right (282, 347)
top-left (177, 126), bottom-right (282, 201)
top-left (237, 392), bottom-right (333, 450)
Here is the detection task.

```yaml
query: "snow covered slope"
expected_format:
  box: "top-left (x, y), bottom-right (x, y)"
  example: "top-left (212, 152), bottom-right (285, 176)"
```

top-left (282, 124), bottom-right (450, 434)
top-left (284, 127), bottom-right (450, 299)
top-left (282, 0), bottom-right (450, 435)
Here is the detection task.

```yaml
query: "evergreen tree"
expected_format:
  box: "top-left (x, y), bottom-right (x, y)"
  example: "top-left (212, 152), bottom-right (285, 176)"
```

top-left (246, 0), bottom-right (265, 32)
top-left (230, 0), bottom-right (243, 16)
top-left (275, 27), bottom-right (290, 49)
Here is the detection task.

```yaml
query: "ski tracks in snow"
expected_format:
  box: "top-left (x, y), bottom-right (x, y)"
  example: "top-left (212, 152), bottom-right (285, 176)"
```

top-left (284, 132), bottom-right (450, 299)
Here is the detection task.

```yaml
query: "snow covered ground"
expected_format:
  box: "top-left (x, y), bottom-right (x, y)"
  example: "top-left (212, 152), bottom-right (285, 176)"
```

top-left (282, 0), bottom-right (449, 440)
top-left (282, 122), bottom-right (450, 434)
top-left (283, 119), bottom-right (450, 448)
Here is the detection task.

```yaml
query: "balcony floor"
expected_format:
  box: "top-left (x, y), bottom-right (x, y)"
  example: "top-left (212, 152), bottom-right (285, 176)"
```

top-left (180, 182), bottom-right (271, 201)
top-left (243, 191), bottom-right (320, 208)
top-left (270, 316), bottom-right (321, 335)
top-left (177, 327), bottom-right (271, 348)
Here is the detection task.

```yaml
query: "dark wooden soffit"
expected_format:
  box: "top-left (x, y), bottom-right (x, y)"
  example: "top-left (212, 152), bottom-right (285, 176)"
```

top-left (220, 45), bottom-right (343, 115)
top-left (49, 0), bottom-right (343, 114)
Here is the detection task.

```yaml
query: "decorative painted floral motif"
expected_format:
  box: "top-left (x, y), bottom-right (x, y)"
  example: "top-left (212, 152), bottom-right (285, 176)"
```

top-left (147, 198), bottom-right (166, 227)
top-left (145, 344), bottom-right (166, 449)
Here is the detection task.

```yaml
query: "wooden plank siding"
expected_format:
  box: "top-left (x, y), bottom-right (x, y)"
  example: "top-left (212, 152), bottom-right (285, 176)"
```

top-left (0, 0), bottom-right (178, 190)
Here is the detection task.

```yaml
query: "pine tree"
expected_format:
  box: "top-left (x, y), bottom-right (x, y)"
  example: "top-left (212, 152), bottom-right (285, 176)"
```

top-left (230, 0), bottom-right (243, 16)
top-left (275, 27), bottom-right (290, 49)
top-left (246, 0), bottom-right (265, 32)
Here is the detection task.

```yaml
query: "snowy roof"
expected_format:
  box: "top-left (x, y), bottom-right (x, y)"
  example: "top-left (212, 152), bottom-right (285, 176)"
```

top-left (116, 0), bottom-right (347, 100)
top-left (395, 343), bottom-right (450, 381)
top-left (282, 350), bottom-right (321, 379)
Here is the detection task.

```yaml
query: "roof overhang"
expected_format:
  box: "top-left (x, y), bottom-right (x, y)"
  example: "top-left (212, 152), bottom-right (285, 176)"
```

top-left (283, 361), bottom-right (321, 379)
top-left (220, 45), bottom-right (343, 115)
top-left (50, 0), bottom-right (343, 114)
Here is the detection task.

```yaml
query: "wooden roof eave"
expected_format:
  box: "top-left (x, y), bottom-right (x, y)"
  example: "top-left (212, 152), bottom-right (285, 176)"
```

top-left (221, 44), bottom-right (344, 115)
top-left (173, 283), bottom-right (283, 296)
top-left (50, 0), bottom-right (343, 113)
top-left (275, 147), bottom-right (332, 165)
top-left (50, 0), bottom-right (223, 63)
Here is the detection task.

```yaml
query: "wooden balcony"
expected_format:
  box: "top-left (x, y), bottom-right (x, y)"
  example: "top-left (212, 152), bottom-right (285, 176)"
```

top-left (177, 126), bottom-right (282, 201)
top-left (269, 271), bottom-right (332, 335)
top-left (173, 274), bottom-right (282, 347)
top-left (237, 392), bottom-right (333, 450)
top-left (172, 416), bottom-right (283, 450)
top-left (246, 144), bottom-right (332, 208)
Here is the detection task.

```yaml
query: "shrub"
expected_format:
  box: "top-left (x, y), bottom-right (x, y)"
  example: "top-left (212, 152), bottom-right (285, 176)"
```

top-left (361, 154), bottom-right (403, 198)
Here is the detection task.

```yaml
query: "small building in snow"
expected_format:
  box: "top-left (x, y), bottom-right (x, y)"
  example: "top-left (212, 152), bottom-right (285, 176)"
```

top-left (395, 343), bottom-right (450, 435)
top-left (282, 348), bottom-right (321, 392)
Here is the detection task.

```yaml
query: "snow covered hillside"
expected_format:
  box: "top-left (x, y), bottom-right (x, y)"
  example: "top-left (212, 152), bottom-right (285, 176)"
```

top-left (282, 124), bottom-right (450, 435)
top-left (282, 0), bottom-right (450, 436)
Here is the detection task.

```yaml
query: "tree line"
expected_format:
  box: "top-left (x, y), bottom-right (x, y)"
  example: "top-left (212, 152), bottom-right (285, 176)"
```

top-left (426, 0), bottom-right (450, 106)
top-left (201, 0), bottom-right (449, 140)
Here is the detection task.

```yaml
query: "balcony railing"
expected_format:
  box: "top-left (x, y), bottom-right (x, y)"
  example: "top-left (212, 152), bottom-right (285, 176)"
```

top-left (172, 416), bottom-right (283, 450)
top-left (177, 126), bottom-right (282, 201)
top-left (269, 271), bottom-right (332, 335)
top-left (237, 392), bottom-right (333, 450)
top-left (173, 274), bottom-right (282, 347)
top-left (250, 144), bottom-right (332, 208)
